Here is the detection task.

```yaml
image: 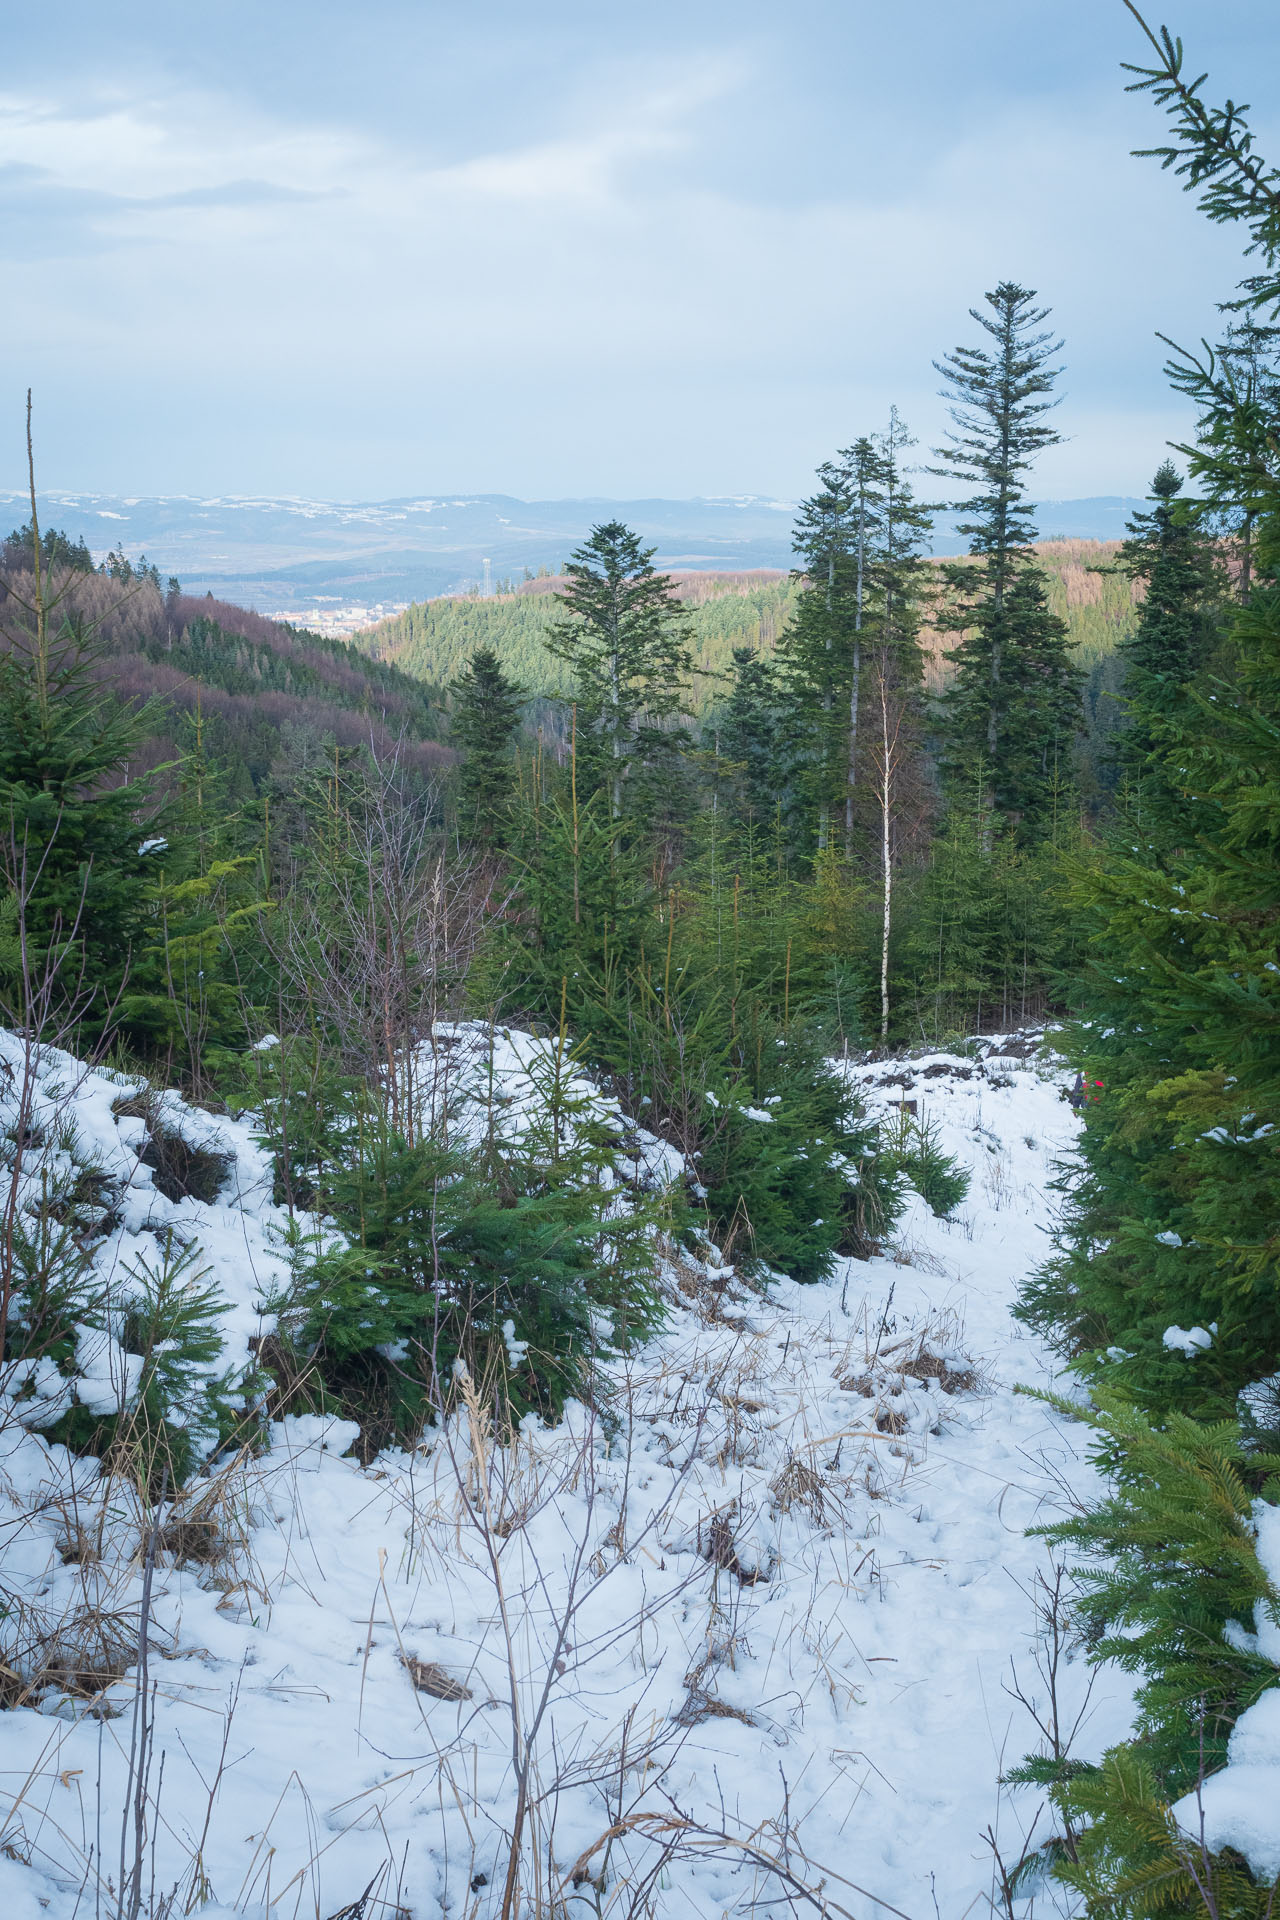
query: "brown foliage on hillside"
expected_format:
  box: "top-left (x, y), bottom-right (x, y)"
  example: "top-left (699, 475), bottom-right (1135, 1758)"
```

top-left (0, 563), bottom-right (450, 790)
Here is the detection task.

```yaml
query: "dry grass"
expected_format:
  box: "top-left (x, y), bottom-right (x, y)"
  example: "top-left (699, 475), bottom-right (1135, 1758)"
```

top-left (673, 1687), bottom-right (756, 1729)
top-left (769, 1453), bottom-right (828, 1526)
top-left (901, 1349), bottom-right (977, 1395)
top-left (0, 1596), bottom-right (139, 1708)
top-left (701, 1510), bottom-right (770, 1586)
top-left (403, 1657), bottom-right (473, 1702)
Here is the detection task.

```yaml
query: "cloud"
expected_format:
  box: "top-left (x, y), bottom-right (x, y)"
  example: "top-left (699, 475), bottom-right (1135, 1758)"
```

top-left (152, 179), bottom-right (338, 209)
top-left (0, 8), bottom-right (1269, 498)
top-left (0, 158), bottom-right (339, 259)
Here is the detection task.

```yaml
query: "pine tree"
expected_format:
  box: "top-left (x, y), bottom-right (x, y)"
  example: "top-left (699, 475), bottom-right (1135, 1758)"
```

top-left (546, 522), bottom-right (692, 823)
top-left (932, 282), bottom-right (1083, 843)
top-left (450, 645), bottom-right (524, 845)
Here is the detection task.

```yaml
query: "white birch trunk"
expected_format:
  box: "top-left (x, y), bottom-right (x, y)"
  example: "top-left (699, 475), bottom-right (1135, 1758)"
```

top-left (879, 670), bottom-right (893, 1045)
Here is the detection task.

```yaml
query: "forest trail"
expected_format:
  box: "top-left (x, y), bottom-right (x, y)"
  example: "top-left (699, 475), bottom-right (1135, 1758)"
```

top-left (0, 1035), bottom-right (1131, 1920)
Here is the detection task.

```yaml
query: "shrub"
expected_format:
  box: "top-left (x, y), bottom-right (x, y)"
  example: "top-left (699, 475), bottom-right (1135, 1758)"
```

top-left (882, 1110), bottom-right (970, 1218)
top-left (268, 1058), bottom-right (668, 1449)
top-left (698, 1027), bottom-right (902, 1281)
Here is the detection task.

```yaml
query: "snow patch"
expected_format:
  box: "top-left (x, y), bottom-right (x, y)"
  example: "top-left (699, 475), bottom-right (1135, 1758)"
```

top-left (0, 1026), bottom-right (1133, 1919)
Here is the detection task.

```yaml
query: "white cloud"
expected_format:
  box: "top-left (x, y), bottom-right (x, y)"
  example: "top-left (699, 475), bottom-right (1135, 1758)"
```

top-left (0, 32), bottom-right (1262, 496)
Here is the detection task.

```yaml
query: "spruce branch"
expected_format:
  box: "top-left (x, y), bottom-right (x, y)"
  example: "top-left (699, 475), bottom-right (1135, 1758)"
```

top-left (1121, 2), bottom-right (1280, 309)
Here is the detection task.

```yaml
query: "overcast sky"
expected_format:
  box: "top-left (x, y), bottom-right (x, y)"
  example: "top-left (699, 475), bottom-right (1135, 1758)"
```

top-left (3, 0), bottom-right (1277, 501)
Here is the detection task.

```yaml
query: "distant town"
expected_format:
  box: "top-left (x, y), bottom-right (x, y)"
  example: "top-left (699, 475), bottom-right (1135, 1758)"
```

top-left (268, 600), bottom-right (410, 637)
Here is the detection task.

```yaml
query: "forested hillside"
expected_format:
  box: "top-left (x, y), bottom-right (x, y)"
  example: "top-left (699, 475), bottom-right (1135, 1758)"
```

top-left (0, 544), bottom-right (448, 799)
top-left (357, 540), bottom-right (1138, 790)
top-left (357, 567), bottom-right (800, 705)
top-left (358, 542), bottom-right (1136, 697)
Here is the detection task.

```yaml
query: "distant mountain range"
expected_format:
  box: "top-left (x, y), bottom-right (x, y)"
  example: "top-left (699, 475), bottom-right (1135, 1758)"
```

top-left (0, 488), bottom-right (1148, 618)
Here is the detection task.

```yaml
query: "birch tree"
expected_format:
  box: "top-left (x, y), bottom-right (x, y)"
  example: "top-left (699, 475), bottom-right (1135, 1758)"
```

top-left (861, 413), bottom-right (932, 1041)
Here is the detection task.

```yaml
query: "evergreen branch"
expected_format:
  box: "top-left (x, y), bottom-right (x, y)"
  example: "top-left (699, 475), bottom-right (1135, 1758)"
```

top-left (1121, 2), bottom-right (1280, 304)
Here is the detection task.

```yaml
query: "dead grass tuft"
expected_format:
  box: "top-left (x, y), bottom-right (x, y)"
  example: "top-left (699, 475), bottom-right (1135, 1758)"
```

top-left (403, 1656), bottom-right (473, 1701)
top-left (702, 1512), bottom-right (769, 1585)
top-left (57, 1526), bottom-right (99, 1567)
top-left (658, 1238), bottom-right (756, 1329)
top-left (2, 1604), bottom-right (140, 1706)
top-left (900, 1350), bottom-right (977, 1395)
top-left (158, 1517), bottom-right (222, 1565)
top-left (769, 1455), bottom-right (828, 1526)
top-left (674, 1688), bottom-right (756, 1728)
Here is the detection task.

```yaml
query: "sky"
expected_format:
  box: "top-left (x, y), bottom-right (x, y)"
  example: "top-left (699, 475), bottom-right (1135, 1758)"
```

top-left (3, 0), bottom-right (1278, 502)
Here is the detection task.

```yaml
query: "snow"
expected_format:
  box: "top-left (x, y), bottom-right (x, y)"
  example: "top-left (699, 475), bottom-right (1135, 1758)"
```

top-left (0, 1027), bottom-right (1140, 1917)
top-left (1173, 1497), bottom-right (1280, 1882)
top-left (1163, 1324), bottom-right (1214, 1356)
top-left (0, 1030), bottom-right (305, 1446)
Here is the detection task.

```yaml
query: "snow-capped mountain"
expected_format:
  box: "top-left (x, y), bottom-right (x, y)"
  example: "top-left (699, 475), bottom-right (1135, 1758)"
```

top-left (0, 489), bottom-right (1146, 617)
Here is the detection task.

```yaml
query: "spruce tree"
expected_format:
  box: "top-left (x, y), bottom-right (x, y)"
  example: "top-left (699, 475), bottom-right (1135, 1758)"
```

top-left (450, 645), bottom-right (523, 846)
top-left (778, 456), bottom-right (864, 856)
top-left (118, 705), bottom-right (268, 1086)
top-left (1012, 34), bottom-right (1280, 1910)
top-left (932, 282), bottom-right (1083, 843)
top-left (2, 523), bottom-right (94, 575)
top-left (717, 647), bottom-right (783, 831)
top-left (1109, 462), bottom-right (1221, 842)
top-left (1164, 322), bottom-right (1280, 606)
top-left (1026, 20), bottom-right (1280, 1417)
top-left (863, 411), bottom-right (933, 686)
top-left (546, 522), bottom-right (692, 822)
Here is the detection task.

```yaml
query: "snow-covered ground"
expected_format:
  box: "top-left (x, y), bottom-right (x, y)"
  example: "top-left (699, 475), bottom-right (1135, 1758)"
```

top-left (0, 1029), bottom-right (1149, 1919)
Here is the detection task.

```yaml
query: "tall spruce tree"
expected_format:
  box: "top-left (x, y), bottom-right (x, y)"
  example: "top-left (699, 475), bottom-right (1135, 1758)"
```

top-left (932, 282), bottom-right (1082, 843)
top-left (778, 455), bottom-right (865, 856)
top-left (546, 522), bottom-right (692, 822)
top-left (450, 645), bottom-right (523, 846)
top-left (1110, 462), bottom-right (1221, 842)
